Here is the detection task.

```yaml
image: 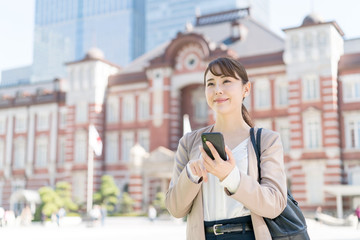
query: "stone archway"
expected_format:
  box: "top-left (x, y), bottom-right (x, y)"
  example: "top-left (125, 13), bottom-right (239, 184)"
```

top-left (9, 189), bottom-right (41, 216)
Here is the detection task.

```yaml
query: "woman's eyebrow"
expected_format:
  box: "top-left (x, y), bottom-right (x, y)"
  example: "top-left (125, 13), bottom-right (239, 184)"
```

top-left (206, 78), bottom-right (214, 82)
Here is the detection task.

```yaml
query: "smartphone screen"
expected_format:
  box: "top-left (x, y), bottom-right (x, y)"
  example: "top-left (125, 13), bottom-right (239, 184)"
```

top-left (201, 132), bottom-right (227, 160)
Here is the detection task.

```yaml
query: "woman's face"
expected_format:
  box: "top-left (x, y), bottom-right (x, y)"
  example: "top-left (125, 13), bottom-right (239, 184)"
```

top-left (205, 68), bottom-right (250, 116)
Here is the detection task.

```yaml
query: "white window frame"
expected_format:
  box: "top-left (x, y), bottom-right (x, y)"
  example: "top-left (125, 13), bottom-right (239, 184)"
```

top-left (303, 109), bottom-right (322, 150)
top-left (37, 112), bottom-right (49, 131)
top-left (0, 116), bottom-right (5, 134)
top-left (276, 118), bottom-right (290, 153)
top-left (255, 78), bottom-right (271, 109)
top-left (74, 130), bottom-right (87, 163)
top-left (0, 139), bottom-right (4, 168)
top-left (304, 161), bottom-right (325, 204)
top-left (302, 74), bottom-right (320, 101)
top-left (106, 97), bottom-right (119, 123)
top-left (58, 136), bottom-right (66, 166)
top-left (275, 77), bottom-right (288, 107)
top-left (36, 136), bottom-right (48, 167)
top-left (192, 87), bottom-right (208, 123)
top-left (14, 137), bottom-right (26, 169)
top-left (15, 115), bottom-right (27, 133)
top-left (122, 95), bottom-right (135, 123)
top-left (72, 172), bottom-right (86, 203)
top-left (121, 131), bottom-right (134, 162)
top-left (255, 118), bottom-right (272, 130)
top-left (59, 109), bottom-right (67, 129)
top-left (342, 74), bottom-right (360, 103)
top-left (138, 129), bottom-right (150, 152)
top-left (138, 93), bottom-right (150, 121)
top-left (344, 113), bottom-right (360, 149)
top-left (106, 132), bottom-right (118, 163)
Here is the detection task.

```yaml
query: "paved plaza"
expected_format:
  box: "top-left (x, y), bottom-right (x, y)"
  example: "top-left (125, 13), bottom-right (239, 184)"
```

top-left (0, 216), bottom-right (359, 240)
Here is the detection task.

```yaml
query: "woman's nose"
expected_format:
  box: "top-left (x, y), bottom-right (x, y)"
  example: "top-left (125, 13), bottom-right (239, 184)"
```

top-left (215, 84), bottom-right (223, 95)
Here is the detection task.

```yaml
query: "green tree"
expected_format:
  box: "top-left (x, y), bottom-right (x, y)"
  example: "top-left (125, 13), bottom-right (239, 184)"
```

top-left (93, 175), bottom-right (120, 213)
top-left (119, 192), bottom-right (135, 214)
top-left (153, 192), bottom-right (168, 215)
top-left (55, 181), bottom-right (78, 212)
top-left (38, 186), bottom-right (63, 217)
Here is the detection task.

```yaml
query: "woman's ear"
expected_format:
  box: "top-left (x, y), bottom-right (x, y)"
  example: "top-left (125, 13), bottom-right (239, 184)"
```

top-left (243, 82), bottom-right (251, 98)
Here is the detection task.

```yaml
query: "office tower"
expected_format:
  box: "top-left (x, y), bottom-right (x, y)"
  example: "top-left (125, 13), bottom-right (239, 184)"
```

top-left (32, 0), bottom-right (145, 82)
top-left (146, 0), bottom-right (269, 51)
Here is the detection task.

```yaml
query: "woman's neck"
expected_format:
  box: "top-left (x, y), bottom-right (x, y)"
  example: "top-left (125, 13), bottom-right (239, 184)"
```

top-left (213, 113), bottom-right (250, 135)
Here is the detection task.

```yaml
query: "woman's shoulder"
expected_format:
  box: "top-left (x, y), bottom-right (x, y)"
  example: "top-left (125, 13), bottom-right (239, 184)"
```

top-left (255, 127), bottom-right (281, 145)
top-left (183, 125), bottom-right (214, 141)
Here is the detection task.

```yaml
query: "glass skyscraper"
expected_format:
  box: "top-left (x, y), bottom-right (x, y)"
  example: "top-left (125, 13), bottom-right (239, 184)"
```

top-left (2, 0), bottom-right (269, 84)
top-left (146, 0), bottom-right (269, 51)
top-left (32, 0), bottom-right (145, 82)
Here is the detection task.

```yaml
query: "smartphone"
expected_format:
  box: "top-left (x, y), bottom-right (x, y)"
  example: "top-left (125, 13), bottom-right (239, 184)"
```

top-left (201, 132), bottom-right (227, 160)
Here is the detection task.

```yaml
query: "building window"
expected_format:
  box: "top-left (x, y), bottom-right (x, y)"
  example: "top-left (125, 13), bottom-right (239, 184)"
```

top-left (121, 131), bottom-right (134, 162)
top-left (303, 110), bottom-right (322, 149)
top-left (185, 53), bottom-right (198, 70)
top-left (58, 136), bottom-right (66, 165)
top-left (122, 95), bottom-right (135, 123)
top-left (76, 101), bottom-right (88, 123)
top-left (192, 87), bottom-right (208, 123)
top-left (0, 139), bottom-right (4, 168)
top-left (138, 129), bottom-right (150, 152)
top-left (255, 78), bottom-right (270, 109)
top-left (59, 110), bottom-right (67, 129)
top-left (303, 74), bottom-right (320, 101)
top-left (138, 94), bottom-right (150, 121)
top-left (346, 117), bottom-right (360, 149)
top-left (255, 118), bottom-right (272, 130)
top-left (106, 132), bottom-right (118, 163)
top-left (0, 117), bottom-right (5, 134)
top-left (275, 78), bottom-right (288, 107)
top-left (304, 32), bottom-right (313, 55)
top-left (15, 115), bottom-right (27, 133)
top-left (36, 136), bottom-right (48, 167)
top-left (276, 118), bottom-right (290, 153)
top-left (74, 131), bottom-right (87, 163)
top-left (106, 97), bottom-right (119, 123)
top-left (72, 172), bottom-right (86, 203)
top-left (342, 75), bottom-right (360, 102)
top-left (14, 137), bottom-right (26, 168)
top-left (37, 112), bottom-right (49, 131)
top-left (291, 35), bottom-right (300, 50)
top-left (305, 162), bottom-right (324, 204)
top-left (0, 185), bottom-right (2, 206)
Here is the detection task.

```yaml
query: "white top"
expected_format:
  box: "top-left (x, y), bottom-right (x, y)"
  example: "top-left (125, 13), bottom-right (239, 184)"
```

top-left (186, 137), bottom-right (250, 221)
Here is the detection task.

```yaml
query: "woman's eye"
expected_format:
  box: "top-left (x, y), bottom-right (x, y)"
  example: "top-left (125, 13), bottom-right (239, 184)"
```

top-left (223, 80), bottom-right (231, 84)
top-left (207, 82), bottom-right (214, 87)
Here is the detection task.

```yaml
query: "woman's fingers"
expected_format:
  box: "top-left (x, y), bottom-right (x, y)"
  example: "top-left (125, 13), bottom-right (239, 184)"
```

top-left (205, 141), bottom-right (223, 163)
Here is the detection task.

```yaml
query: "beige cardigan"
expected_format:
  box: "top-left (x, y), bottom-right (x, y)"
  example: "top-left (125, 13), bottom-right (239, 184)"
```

top-left (165, 125), bottom-right (287, 240)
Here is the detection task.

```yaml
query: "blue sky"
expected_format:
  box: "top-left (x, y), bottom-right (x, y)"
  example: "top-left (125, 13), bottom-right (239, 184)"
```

top-left (0, 0), bottom-right (360, 80)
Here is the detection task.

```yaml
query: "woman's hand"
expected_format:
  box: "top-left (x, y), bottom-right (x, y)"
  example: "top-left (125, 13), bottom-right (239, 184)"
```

top-left (200, 142), bottom-right (236, 182)
top-left (188, 157), bottom-right (209, 182)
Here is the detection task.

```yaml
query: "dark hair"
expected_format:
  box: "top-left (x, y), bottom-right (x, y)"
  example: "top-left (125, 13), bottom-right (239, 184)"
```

top-left (204, 57), bottom-right (254, 127)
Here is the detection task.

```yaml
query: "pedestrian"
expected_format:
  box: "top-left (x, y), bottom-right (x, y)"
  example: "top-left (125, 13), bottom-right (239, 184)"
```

top-left (166, 57), bottom-right (287, 240)
top-left (148, 204), bottom-right (157, 222)
top-left (356, 205), bottom-right (360, 229)
top-left (0, 207), bottom-right (4, 227)
top-left (100, 205), bottom-right (107, 226)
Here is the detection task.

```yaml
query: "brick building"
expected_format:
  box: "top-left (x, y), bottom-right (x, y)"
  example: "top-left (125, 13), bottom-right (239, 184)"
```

top-left (0, 9), bottom-right (359, 215)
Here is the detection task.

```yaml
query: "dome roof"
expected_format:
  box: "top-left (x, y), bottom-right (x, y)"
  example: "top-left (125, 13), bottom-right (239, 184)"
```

top-left (302, 13), bottom-right (324, 26)
top-left (85, 48), bottom-right (105, 60)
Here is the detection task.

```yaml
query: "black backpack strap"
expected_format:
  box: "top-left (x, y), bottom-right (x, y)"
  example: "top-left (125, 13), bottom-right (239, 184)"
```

top-left (250, 128), bottom-right (262, 182)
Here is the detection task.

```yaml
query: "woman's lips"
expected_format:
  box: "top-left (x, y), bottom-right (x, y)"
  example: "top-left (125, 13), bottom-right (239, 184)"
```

top-left (214, 98), bottom-right (229, 103)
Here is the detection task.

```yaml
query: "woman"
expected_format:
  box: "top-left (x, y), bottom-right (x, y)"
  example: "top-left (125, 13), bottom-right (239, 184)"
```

top-left (165, 57), bottom-right (287, 240)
